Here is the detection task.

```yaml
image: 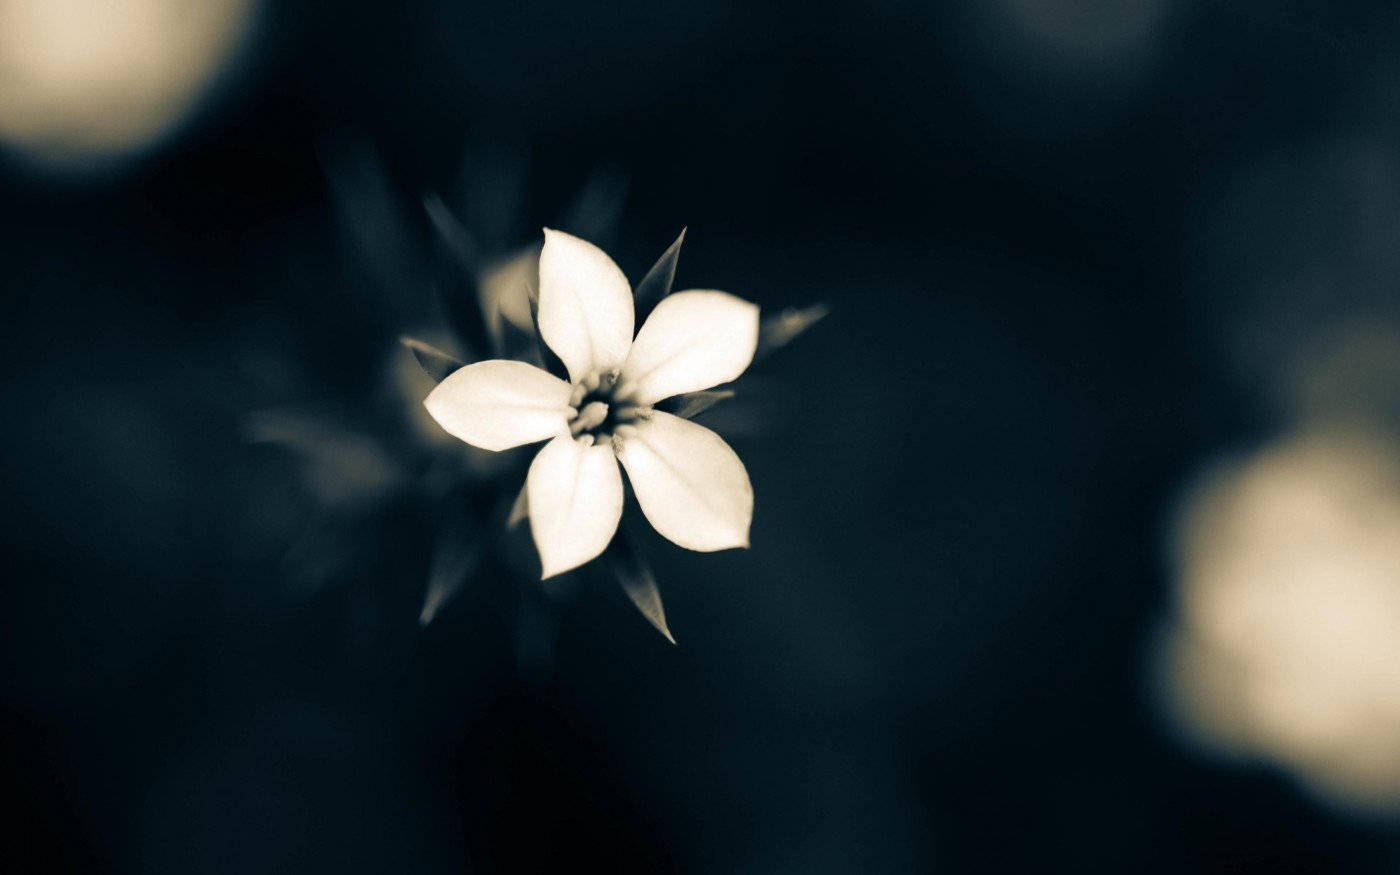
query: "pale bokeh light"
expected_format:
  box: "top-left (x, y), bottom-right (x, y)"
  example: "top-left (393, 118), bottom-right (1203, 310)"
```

top-left (1001, 0), bottom-right (1175, 72)
top-left (942, 0), bottom-right (1184, 137)
top-left (962, 0), bottom-right (1182, 86)
top-left (0, 0), bottom-right (257, 167)
top-left (1161, 430), bottom-right (1400, 815)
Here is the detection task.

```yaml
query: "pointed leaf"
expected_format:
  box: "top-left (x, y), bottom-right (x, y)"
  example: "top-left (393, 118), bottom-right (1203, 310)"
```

top-left (419, 509), bottom-right (483, 625)
top-left (618, 565), bottom-right (675, 645)
top-left (507, 480), bottom-right (529, 529)
top-left (659, 389), bottom-right (735, 420)
top-left (497, 299), bottom-right (547, 370)
top-left (605, 528), bottom-right (675, 644)
top-left (527, 282), bottom-right (571, 381)
top-left (400, 336), bottom-right (467, 382)
top-left (423, 193), bottom-right (492, 358)
top-left (633, 227), bottom-right (686, 322)
top-left (423, 193), bottom-right (480, 269)
top-left (555, 164), bottom-right (629, 242)
top-left (754, 303), bottom-right (830, 363)
top-left (244, 410), bottom-right (403, 506)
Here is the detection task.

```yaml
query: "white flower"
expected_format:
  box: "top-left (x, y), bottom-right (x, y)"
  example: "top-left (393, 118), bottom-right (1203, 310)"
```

top-left (424, 228), bottom-right (759, 578)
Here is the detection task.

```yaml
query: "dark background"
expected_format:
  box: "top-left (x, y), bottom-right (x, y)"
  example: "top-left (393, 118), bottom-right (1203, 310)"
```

top-left (4, 1), bottom-right (1400, 871)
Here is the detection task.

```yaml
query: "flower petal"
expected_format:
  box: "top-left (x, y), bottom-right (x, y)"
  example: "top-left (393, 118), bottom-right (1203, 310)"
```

top-left (615, 411), bottom-right (753, 552)
top-left (527, 434), bottom-right (624, 578)
top-left (537, 228), bottom-right (634, 382)
top-left (619, 290), bottom-right (759, 405)
top-left (423, 359), bottom-right (571, 451)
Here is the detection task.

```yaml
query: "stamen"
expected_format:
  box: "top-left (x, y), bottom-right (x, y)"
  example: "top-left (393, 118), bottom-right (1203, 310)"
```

top-left (568, 383), bottom-right (586, 407)
top-left (569, 401), bottom-right (609, 435)
top-left (575, 434), bottom-right (596, 448)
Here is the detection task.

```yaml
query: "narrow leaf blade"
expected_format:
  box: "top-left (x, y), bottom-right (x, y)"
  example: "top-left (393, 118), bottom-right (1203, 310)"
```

top-left (659, 388), bottom-right (735, 420)
top-left (400, 336), bottom-right (466, 382)
top-left (506, 480), bottom-right (529, 529)
top-left (423, 193), bottom-right (493, 357)
top-left (633, 227), bottom-right (687, 321)
top-left (423, 193), bottom-right (479, 269)
top-left (755, 303), bottom-right (830, 362)
top-left (419, 510), bottom-right (482, 625)
top-left (605, 529), bottom-right (676, 644)
top-left (618, 564), bottom-right (676, 645)
top-left (555, 165), bottom-right (629, 242)
top-left (526, 282), bottom-right (570, 381)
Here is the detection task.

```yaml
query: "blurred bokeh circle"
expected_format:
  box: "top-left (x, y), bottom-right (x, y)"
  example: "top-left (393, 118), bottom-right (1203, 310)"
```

top-left (1161, 430), bottom-right (1400, 816)
top-left (0, 0), bottom-right (260, 170)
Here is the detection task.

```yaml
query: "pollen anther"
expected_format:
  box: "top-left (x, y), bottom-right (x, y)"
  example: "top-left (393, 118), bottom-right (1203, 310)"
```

top-left (569, 401), bottom-right (610, 435)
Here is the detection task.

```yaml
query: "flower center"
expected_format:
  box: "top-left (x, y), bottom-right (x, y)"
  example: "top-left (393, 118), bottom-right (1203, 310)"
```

top-left (567, 370), bottom-right (646, 446)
